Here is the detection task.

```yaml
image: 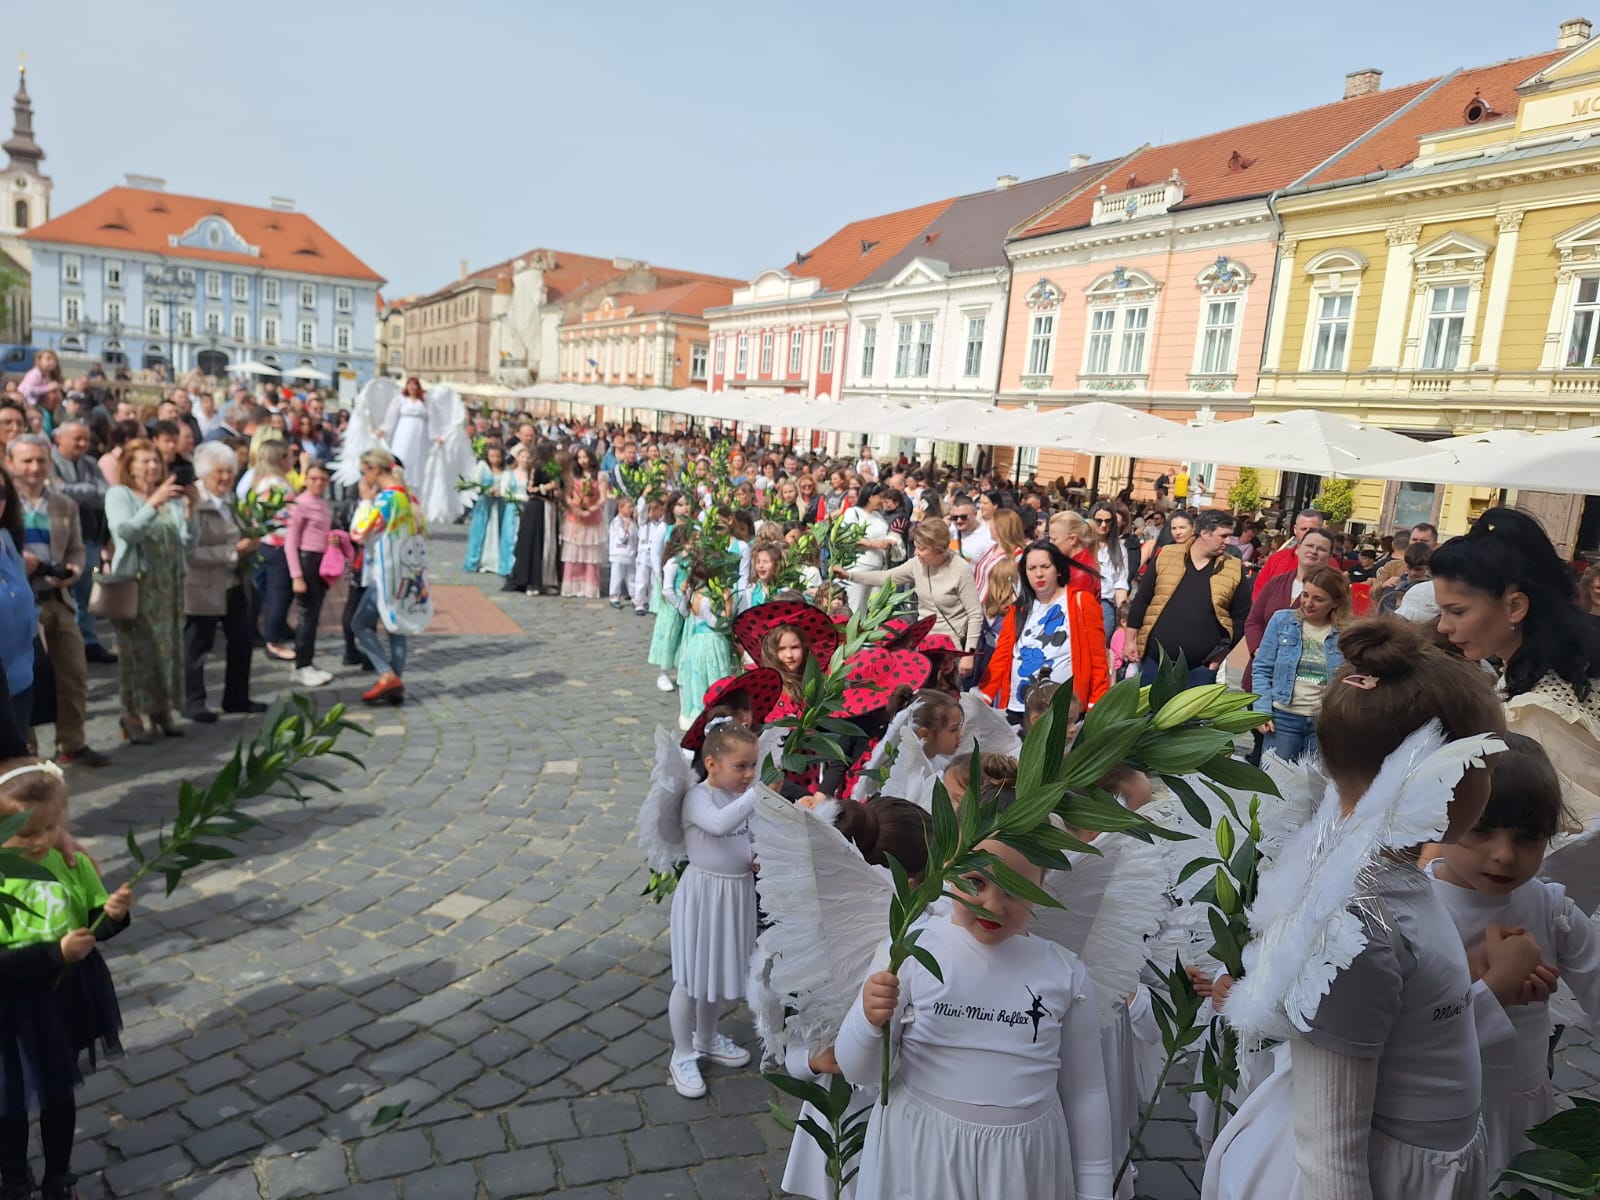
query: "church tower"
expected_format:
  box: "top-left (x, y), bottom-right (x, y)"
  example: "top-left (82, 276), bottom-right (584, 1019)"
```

top-left (0, 62), bottom-right (50, 271)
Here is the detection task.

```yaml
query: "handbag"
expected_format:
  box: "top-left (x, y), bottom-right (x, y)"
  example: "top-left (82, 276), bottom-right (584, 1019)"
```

top-left (88, 572), bottom-right (139, 621)
top-left (319, 532), bottom-right (352, 583)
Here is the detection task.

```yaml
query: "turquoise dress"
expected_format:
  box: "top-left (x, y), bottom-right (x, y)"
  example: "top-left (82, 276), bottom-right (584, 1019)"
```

top-left (647, 555), bottom-right (686, 671)
top-left (463, 462), bottom-right (502, 574)
top-left (677, 593), bottom-right (735, 722)
top-left (498, 471), bottom-right (527, 576)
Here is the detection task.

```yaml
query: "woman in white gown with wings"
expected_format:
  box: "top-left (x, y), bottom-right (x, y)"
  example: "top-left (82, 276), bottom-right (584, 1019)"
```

top-left (334, 377), bottom-right (475, 526)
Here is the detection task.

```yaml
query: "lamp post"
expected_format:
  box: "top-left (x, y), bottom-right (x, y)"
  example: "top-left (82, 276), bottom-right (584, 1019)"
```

top-left (144, 264), bottom-right (195, 375)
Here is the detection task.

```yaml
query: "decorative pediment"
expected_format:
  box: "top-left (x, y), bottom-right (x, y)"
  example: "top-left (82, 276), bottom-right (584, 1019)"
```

top-left (887, 257), bottom-right (951, 289)
top-left (1025, 276), bottom-right (1063, 311)
top-left (1084, 265), bottom-right (1161, 305)
top-left (1412, 230), bottom-right (1492, 277)
top-left (1196, 255), bottom-right (1255, 295)
top-left (169, 215), bottom-right (258, 257)
top-left (1304, 248), bottom-right (1370, 276)
top-left (1554, 213), bottom-right (1600, 270)
top-left (732, 269), bottom-right (822, 306)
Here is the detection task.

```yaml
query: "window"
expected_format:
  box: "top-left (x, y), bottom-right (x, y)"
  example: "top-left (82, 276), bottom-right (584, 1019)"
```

top-left (335, 324), bottom-right (352, 353)
top-left (177, 268), bottom-right (195, 284)
top-left (262, 278), bottom-right (279, 305)
top-left (690, 343), bottom-right (708, 380)
top-left (205, 271), bottom-right (222, 299)
top-left (1118, 306), bottom-right (1150, 374)
top-left (627, 339), bottom-right (638, 373)
top-left (104, 260), bottom-right (123, 289)
top-left (232, 313), bottom-right (247, 341)
top-left (914, 321), bottom-right (933, 377)
top-left (204, 310), bottom-right (220, 335)
top-left (963, 316), bottom-right (985, 376)
top-left (262, 317), bottom-right (278, 345)
top-left (860, 324), bottom-right (876, 377)
top-left (819, 328), bottom-right (835, 375)
top-left (179, 308), bottom-right (195, 337)
top-left (232, 274), bottom-right (248, 302)
top-left (299, 321), bottom-right (315, 348)
top-left (1566, 276), bottom-right (1600, 368)
top-left (12, 199), bottom-right (25, 229)
top-left (714, 336), bottom-right (725, 376)
top-left (1311, 294), bottom-right (1352, 371)
top-left (788, 329), bottom-right (804, 375)
top-left (1027, 313), bottom-right (1055, 376)
top-left (62, 254), bottom-right (80, 284)
top-left (736, 334), bottom-right (748, 374)
top-left (894, 321), bottom-right (913, 377)
top-left (62, 296), bottom-right (81, 324)
top-left (104, 299), bottom-right (123, 326)
top-left (1421, 285), bottom-right (1469, 370)
top-left (300, 283), bottom-right (316, 309)
top-left (1085, 309), bottom-right (1115, 374)
top-left (760, 331), bottom-right (774, 375)
top-left (645, 340), bottom-right (656, 376)
top-left (146, 305), bottom-right (163, 334)
top-left (335, 287), bottom-right (352, 314)
top-left (1198, 299), bottom-right (1238, 374)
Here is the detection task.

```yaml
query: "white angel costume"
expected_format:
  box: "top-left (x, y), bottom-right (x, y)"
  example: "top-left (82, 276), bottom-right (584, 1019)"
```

top-left (1428, 863), bottom-right (1600, 1183)
top-left (1201, 724), bottom-right (1510, 1200)
top-left (860, 692), bottom-right (1022, 809)
top-left (334, 380), bottom-right (475, 526)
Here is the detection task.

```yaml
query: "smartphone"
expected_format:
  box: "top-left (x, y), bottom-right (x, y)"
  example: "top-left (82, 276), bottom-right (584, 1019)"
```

top-left (171, 458), bottom-right (197, 487)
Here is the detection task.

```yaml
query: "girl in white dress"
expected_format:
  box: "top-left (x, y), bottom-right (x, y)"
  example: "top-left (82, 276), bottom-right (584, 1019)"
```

top-left (1427, 731), bottom-right (1600, 1184)
top-left (666, 721), bottom-right (759, 1100)
top-left (1205, 619), bottom-right (1533, 1200)
top-left (835, 835), bottom-right (1116, 1199)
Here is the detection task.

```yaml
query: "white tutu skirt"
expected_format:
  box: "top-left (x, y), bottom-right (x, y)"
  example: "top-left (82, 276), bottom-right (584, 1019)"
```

top-left (669, 865), bottom-right (755, 1004)
top-left (1482, 1079), bottom-right (1556, 1187)
top-left (783, 1093), bottom-right (876, 1200)
top-left (1203, 1046), bottom-right (1487, 1200)
top-left (855, 1084), bottom-right (1075, 1200)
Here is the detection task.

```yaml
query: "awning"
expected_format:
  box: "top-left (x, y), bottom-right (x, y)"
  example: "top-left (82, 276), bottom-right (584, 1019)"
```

top-left (1359, 426), bottom-right (1599, 495)
top-left (1116, 408), bottom-right (1424, 477)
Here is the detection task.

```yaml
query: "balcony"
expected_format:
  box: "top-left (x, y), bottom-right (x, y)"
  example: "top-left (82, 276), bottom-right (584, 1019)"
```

top-left (1090, 172), bottom-right (1185, 227)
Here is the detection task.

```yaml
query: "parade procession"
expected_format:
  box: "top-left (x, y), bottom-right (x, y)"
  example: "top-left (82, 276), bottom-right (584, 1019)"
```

top-left (2, 4), bottom-right (1600, 1198)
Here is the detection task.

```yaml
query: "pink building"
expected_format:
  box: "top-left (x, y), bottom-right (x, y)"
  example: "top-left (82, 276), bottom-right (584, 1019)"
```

top-left (994, 70), bottom-right (1444, 492)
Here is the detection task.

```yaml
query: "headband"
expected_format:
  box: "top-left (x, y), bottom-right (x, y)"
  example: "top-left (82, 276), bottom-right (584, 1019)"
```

top-left (0, 761), bottom-right (64, 790)
top-left (705, 715), bottom-right (736, 733)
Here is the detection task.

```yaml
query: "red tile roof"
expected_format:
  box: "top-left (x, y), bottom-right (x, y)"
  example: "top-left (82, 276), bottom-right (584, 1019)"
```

top-left (1308, 51), bottom-right (1566, 184)
top-left (416, 248), bottom-right (736, 308)
top-left (1018, 80), bottom-right (1442, 239)
top-left (23, 186), bottom-right (384, 282)
top-left (611, 280), bottom-right (735, 319)
top-left (783, 197), bottom-right (958, 292)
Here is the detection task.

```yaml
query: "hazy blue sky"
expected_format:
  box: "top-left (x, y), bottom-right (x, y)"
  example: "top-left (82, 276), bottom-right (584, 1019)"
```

top-left (12, 2), bottom-right (1583, 296)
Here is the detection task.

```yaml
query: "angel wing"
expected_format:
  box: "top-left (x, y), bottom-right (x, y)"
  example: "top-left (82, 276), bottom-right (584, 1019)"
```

top-left (420, 385), bottom-right (476, 525)
top-left (878, 718), bottom-right (940, 809)
top-left (750, 790), bottom-right (894, 1059)
top-left (957, 691), bottom-right (1021, 759)
top-left (1030, 832), bottom-right (1176, 1026)
top-left (331, 377), bottom-right (399, 488)
top-left (637, 725), bottom-right (695, 873)
top-left (1226, 722), bottom-right (1505, 1047)
top-left (1257, 752), bottom-right (1326, 869)
top-left (1543, 818), bottom-right (1600, 915)
top-left (853, 703), bottom-right (921, 803)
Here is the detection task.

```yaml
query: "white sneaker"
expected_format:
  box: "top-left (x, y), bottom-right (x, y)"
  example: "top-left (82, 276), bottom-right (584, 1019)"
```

top-left (693, 1033), bottom-right (750, 1068)
top-left (669, 1053), bottom-right (706, 1098)
top-left (290, 666), bottom-right (331, 687)
top-left (678, 713), bottom-right (693, 732)
top-left (656, 673), bottom-right (676, 693)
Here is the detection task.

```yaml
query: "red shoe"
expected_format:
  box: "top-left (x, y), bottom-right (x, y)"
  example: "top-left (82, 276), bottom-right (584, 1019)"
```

top-left (362, 674), bottom-right (403, 705)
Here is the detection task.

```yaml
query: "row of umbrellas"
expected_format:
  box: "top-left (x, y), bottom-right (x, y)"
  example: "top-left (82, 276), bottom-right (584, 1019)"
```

top-left (503, 382), bottom-right (1597, 496)
top-left (230, 359), bottom-right (332, 382)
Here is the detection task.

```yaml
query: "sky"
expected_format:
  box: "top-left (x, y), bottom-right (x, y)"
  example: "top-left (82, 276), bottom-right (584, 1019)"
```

top-left (11, 1), bottom-right (1586, 297)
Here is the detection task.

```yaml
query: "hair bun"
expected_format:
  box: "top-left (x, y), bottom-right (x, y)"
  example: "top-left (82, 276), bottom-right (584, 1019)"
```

top-left (1336, 617), bottom-right (1429, 680)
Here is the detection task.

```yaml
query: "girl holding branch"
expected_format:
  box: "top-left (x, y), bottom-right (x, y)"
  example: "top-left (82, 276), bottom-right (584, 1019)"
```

top-left (0, 759), bottom-right (131, 1200)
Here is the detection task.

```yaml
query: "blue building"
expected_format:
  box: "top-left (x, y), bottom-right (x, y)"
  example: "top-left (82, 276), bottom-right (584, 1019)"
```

top-left (24, 176), bottom-right (383, 382)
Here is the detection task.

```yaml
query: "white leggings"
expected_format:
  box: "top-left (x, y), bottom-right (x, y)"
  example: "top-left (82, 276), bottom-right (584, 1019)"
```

top-left (668, 984), bottom-right (723, 1059)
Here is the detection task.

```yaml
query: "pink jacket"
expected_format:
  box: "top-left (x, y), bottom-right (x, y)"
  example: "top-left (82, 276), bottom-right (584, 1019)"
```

top-left (283, 493), bottom-right (332, 578)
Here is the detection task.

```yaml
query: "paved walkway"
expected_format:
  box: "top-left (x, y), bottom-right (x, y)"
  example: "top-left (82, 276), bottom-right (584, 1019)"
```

top-left (44, 527), bottom-right (1599, 1198)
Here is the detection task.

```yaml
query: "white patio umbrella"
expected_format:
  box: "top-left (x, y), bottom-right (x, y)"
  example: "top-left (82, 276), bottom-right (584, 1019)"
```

top-left (1358, 425), bottom-right (1598, 495)
top-left (284, 365), bottom-right (331, 382)
top-left (1003, 400), bottom-right (1184, 455)
top-left (230, 359), bottom-right (280, 376)
top-left (894, 397), bottom-right (1015, 442)
top-left (1117, 408), bottom-right (1423, 477)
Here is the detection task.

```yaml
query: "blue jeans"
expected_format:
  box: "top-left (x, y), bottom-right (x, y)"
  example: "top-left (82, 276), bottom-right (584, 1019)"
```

top-left (259, 544), bottom-right (295, 646)
top-left (75, 540), bottom-right (102, 647)
top-left (1139, 657), bottom-right (1218, 688)
top-left (1265, 709), bottom-right (1318, 762)
top-left (352, 585), bottom-right (407, 677)
top-left (1101, 599), bottom-right (1117, 647)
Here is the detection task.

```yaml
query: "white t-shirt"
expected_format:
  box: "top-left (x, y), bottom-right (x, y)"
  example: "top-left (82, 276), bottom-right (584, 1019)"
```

top-left (840, 506), bottom-right (888, 572)
top-left (1008, 595), bottom-right (1073, 713)
top-left (1097, 542), bottom-right (1130, 602)
top-left (680, 783), bottom-right (757, 876)
top-left (1398, 579), bottom-right (1439, 623)
top-left (958, 518), bottom-right (995, 563)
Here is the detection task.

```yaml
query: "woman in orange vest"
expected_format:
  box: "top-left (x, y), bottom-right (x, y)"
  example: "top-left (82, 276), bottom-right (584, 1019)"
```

top-left (980, 539), bottom-right (1108, 721)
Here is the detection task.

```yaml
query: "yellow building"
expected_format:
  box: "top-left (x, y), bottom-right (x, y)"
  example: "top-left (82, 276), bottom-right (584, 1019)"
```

top-left (1257, 20), bottom-right (1600, 555)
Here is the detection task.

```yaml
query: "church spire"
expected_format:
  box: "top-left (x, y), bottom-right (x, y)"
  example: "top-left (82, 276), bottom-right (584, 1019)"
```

top-left (3, 62), bottom-right (44, 172)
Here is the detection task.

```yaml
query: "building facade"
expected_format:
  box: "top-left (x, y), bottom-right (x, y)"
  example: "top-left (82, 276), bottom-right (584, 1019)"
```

top-left (24, 178), bottom-right (383, 379)
top-left (1258, 22), bottom-right (1600, 553)
top-left (557, 281), bottom-right (732, 390)
top-left (375, 293), bottom-right (411, 377)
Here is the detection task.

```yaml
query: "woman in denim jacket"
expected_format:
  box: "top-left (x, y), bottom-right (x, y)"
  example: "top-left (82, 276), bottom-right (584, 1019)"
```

top-left (1250, 566), bottom-right (1350, 762)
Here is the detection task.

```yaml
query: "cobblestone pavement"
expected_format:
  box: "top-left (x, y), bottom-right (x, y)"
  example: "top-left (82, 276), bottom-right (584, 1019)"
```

top-left (41, 526), bottom-right (1600, 1198)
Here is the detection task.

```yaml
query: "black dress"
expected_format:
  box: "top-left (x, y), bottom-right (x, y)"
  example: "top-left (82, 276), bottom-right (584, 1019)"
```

top-left (508, 487), bottom-right (561, 594)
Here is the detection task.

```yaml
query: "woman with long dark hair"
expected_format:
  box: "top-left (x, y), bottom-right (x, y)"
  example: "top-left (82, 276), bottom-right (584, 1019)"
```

top-left (1431, 506), bottom-right (1600, 824)
top-left (560, 445), bottom-right (608, 598)
top-left (978, 539), bottom-right (1107, 720)
top-left (506, 441), bottom-right (562, 595)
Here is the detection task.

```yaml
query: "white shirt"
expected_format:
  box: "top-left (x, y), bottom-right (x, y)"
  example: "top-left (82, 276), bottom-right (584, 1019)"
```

top-left (1097, 542), bottom-right (1130, 602)
top-left (608, 515), bottom-right (638, 561)
top-left (1008, 594), bottom-right (1073, 713)
top-left (958, 518), bottom-right (994, 563)
top-left (680, 782), bottom-right (757, 875)
top-left (840, 506), bottom-right (888, 572)
top-left (1397, 579), bottom-right (1439, 623)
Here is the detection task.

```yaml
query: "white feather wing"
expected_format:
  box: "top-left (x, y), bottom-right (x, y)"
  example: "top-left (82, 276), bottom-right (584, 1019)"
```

top-left (958, 691), bottom-right (1021, 759)
top-left (876, 708), bottom-right (937, 808)
top-left (331, 377), bottom-right (398, 487)
top-left (636, 725), bottom-right (694, 873)
top-left (751, 788), bottom-right (893, 1057)
top-left (421, 385), bottom-right (476, 525)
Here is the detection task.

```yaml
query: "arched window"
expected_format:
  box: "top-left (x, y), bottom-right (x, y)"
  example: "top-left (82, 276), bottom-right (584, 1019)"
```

top-left (13, 200), bottom-right (26, 230)
top-left (1082, 266), bottom-right (1161, 382)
